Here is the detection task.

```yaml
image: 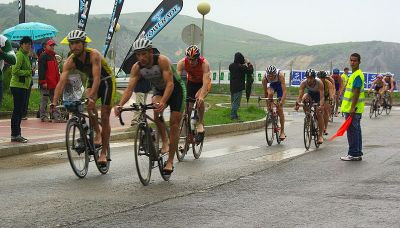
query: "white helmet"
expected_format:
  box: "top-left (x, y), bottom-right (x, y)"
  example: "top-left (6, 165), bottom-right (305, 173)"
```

top-left (132, 32), bottom-right (152, 52)
top-left (266, 65), bottom-right (277, 74)
top-left (67, 30), bottom-right (87, 42)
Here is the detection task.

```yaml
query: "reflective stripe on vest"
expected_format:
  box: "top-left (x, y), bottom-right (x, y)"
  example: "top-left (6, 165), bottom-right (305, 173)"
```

top-left (340, 69), bottom-right (365, 113)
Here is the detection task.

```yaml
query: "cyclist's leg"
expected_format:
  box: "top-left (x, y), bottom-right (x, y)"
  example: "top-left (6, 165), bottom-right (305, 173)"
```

top-left (188, 81), bottom-right (204, 132)
top-left (302, 93), bottom-right (312, 113)
top-left (153, 95), bottom-right (169, 153)
top-left (98, 78), bottom-right (114, 163)
top-left (310, 92), bottom-right (324, 143)
top-left (335, 90), bottom-right (339, 116)
top-left (165, 83), bottom-right (184, 172)
top-left (323, 98), bottom-right (330, 134)
top-left (266, 88), bottom-right (274, 112)
top-left (275, 85), bottom-right (285, 139)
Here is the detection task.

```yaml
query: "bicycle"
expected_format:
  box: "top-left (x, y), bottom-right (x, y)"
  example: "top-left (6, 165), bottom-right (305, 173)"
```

top-left (258, 97), bottom-right (281, 146)
top-left (176, 97), bottom-right (204, 161)
top-left (368, 91), bottom-right (380, 118)
top-left (119, 103), bottom-right (171, 186)
top-left (297, 101), bottom-right (320, 150)
top-left (61, 100), bottom-right (111, 178)
top-left (381, 91), bottom-right (392, 115)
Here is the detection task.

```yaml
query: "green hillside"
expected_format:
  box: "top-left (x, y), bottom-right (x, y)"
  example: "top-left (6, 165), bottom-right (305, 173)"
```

top-left (1, 1), bottom-right (400, 74)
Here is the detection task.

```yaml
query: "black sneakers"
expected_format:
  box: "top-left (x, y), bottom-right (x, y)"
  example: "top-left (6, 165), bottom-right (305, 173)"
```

top-left (11, 136), bottom-right (28, 143)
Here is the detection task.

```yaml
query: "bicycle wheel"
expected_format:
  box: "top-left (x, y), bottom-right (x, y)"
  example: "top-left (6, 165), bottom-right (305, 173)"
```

top-left (265, 112), bottom-right (274, 146)
top-left (66, 119), bottom-right (89, 178)
top-left (377, 99), bottom-right (383, 116)
top-left (313, 116), bottom-right (320, 148)
top-left (192, 129), bottom-right (204, 159)
top-left (385, 99), bottom-right (391, 115)
top-left (91, 121), bottom-right (111, 174)
top-left (274, 114), bottom-right (281, 145)
top-left (176, 115), bottom-right (189, 161)
top-left (303, 115), bottom-right (312, 150)
top-left (134, 125), bottom-right (152, 186)
top-left (369, 99), bottom-right (375, 118)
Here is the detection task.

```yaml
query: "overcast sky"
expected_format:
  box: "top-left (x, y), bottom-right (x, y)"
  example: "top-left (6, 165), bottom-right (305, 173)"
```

top-left (2, 0), bottom-right (400, 45)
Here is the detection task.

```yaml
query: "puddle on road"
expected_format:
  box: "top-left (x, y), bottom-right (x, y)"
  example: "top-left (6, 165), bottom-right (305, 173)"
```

top-left (251, 148), bottom-right (314, 162)
top-left (201, 145), bottom-right (260, 158)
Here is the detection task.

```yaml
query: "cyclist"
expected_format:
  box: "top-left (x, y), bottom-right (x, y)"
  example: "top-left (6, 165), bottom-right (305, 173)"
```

top-left (368, 74), bottom-right (385, 106)
top-left (295, 69), bottom-right (325, 144)
top-left (330, 68), bottom-right (344, 116)
top-left (176, 45), bottom-right (211, 141)
top-left (317, 70), bottom-right (334, 135)
top-left (262, 65), bottom-right (287, 140)
top-left (383, 72), bottom-right (395, 108)
top-left (114, 35), bottom-right (185, 175)
top-left (52, 30), bottom-right (115, 166)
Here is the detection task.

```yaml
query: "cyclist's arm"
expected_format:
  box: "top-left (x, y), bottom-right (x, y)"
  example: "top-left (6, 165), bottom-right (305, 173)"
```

top-left (159, 55), bottom-right (174, 105)
top-left (88, 51), bottom-right (102, 100)
top-left (297, 81), bottom-right (305, 103)
top-left (118, 63), bottom-right (140, 107)
top-left (327, 80), bottom-right (335, 100)
top-left (368, 80), bottom-right (376, 92)
top-left (279, 73), bottom-right (287, 103)
top-left (390, 79), bottom-right (395, 92)
top-left (52, 57), bottom-right (74, 105)
top-left (175, 58), bottom-right (185, 77)
top-left (338, 76), bottom-right (344, 94)
top-left (327, 76), bottom-right (336, 91)
top-left (199, 59), bottom-right (211, 99)
top-left (262, 73), bottom-right (267, 89)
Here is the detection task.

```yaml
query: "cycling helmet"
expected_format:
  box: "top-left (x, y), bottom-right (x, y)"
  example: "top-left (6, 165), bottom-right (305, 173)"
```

top-left (132, 35), bottom-right (152, 53)
top-left (386, 72), bottom-right (393, 77)
top-left (333, 68), bottom-right (340, 74)
top-left (185, 45), bottom-right (201, 59)
top-left (317, 70), bottom-right (327, 78)
top-left (376, 74), bottom-right (383, 79)
top-left (67, 30), bottom-right (87, 42)
top-left (305, 68), bottom-right (316, 78)
top-left (266, 65), bottom-right (277, 74)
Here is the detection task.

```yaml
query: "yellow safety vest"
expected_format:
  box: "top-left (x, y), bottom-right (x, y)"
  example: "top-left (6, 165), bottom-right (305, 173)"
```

top-left (341, 69), bottom-right (365, 113)
top-left (341, 73), bottom-right (348, 85)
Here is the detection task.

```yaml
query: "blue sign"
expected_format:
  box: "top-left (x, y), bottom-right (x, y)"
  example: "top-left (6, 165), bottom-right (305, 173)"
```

top-left (366, 73), bottom-right (377, 89)
top-left (291, 71), bottom-right (305, 86)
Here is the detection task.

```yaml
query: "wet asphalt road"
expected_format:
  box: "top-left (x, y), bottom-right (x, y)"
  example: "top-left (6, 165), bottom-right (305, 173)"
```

top-left (1, 107), bottom-right (399, 227)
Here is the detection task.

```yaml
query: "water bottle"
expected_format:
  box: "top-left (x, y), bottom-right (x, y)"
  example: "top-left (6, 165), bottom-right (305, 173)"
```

top-left (190, 116), bottom-right (197, 130)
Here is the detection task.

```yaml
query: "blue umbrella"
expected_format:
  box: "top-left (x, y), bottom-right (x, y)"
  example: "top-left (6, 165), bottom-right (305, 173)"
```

top-left (2, 22), bottom-right (58, 41)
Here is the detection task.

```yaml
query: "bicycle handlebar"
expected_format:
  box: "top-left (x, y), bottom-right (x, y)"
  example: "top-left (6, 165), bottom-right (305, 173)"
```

top-left (118, 103), bottom-right (156, 126)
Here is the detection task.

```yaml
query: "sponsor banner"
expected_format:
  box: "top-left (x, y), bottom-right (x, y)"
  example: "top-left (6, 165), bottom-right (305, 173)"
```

top-left (18, 0), bottom-right (25, 23)
top-left (102, 0), bottom-right (124, 56)
top-left (78, 0), bottom-right (92, 30)
top-left (120, 0), bottom-right (183, 74)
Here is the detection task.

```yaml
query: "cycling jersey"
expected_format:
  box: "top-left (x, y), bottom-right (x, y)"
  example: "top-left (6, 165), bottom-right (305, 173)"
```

top-left (139, 54), bottom-right (186, 112)
top-left (321, 79), bottom-right (330, 101)
top-left (264, 70), bottom-right (283, 98)
top-left (72, 48), bottom-right (115, 105)
top-left (331, 74), bottom-right (341, 92)
top-left (384, 78), bottom-right (393, 89)
top-left (305, 78), bottom-right (321, 103)
top-left (184, 56), bottom-right (205, 83)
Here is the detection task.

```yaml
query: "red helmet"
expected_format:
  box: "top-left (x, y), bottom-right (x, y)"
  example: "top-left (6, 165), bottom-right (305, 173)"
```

top-left (185, 45), bottom-right (200, 59)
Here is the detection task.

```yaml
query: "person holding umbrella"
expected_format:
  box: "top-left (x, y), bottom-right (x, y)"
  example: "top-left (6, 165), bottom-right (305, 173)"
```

top-left (229, 52), bottom-right (253, 121)
top-left (262, 65), bottom-right (287, 140)
top-left (176, 45), bottom-right (211, 140)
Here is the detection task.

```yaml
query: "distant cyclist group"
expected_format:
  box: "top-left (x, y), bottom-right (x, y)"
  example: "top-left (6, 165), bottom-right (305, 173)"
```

top-left (52, 29), bottom-right (394, 182)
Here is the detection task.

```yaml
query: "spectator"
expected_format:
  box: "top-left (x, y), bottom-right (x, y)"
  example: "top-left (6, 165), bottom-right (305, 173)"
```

top-left (0, 33), bottom-right (17, 108)
top-left (21, 50), bottom-right (37, 120)
top-left (38, 39), bottom-right (62, 122)
top-left (228, 52), bottom-right (253, 121)
top-left (10, 36), bottom-right (33, 143)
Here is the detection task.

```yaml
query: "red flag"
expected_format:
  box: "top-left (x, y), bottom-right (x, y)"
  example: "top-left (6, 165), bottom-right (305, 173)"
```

top-left (329, 115), bottom-right (353, 141)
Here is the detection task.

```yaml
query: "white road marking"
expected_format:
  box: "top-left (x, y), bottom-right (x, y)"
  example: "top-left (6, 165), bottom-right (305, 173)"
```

top-left (201, 145), bottom-right (260, 158)
top-left (251, 148), bottom-right (315, 162)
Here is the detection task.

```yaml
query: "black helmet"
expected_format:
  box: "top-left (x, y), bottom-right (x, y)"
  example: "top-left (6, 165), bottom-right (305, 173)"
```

top-left (305, 69), bottom-right (316, 78)
top-left (317, 70), bottom-right (327, 78)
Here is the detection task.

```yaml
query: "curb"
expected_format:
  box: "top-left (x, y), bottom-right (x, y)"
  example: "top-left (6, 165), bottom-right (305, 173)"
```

top-left (0, 118), bottom-right (265, 158)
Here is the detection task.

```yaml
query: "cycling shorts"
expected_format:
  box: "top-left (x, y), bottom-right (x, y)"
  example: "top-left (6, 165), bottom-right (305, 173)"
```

top-left (153, 79), bottom-right (186, 113)
top-left (187, 81), bottom-right (203, 101)
top-left (266, 81), bottom-right (283, 98)
top-left (374, 85), bottom-right (383, 92)
top-left (307, 90), bottom-right (320, 104)
top-left (87, 76), bottom-right (115, 106)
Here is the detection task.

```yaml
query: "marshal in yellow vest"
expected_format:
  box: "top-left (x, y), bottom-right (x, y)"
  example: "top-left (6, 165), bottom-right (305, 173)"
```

top-left (340, 69), bottom-right (365, 114)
